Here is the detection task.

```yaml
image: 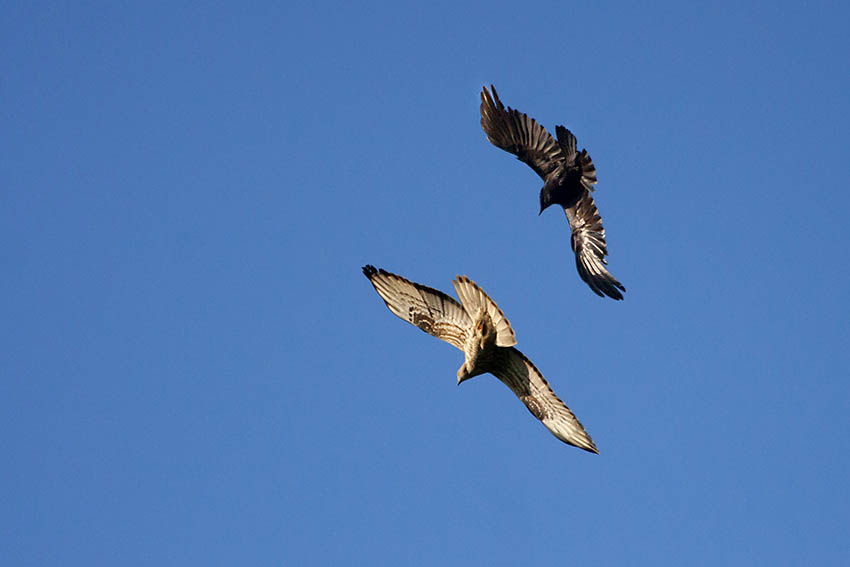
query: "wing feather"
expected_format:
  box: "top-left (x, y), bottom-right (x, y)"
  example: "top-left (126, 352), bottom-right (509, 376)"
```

top-left (362, 265), bottom-right (471, 350)
top-left (564, 192), bottom-right (625, 300)
top-left (492, 348), bottom-right (598, 453)
top-left (480, 85), bottom-right (565, 180)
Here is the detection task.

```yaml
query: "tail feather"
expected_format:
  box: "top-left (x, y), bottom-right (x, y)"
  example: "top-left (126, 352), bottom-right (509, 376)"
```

top-left (452, 276), bottom-right (517, 347)
top-left (555, 125), bottom-right (577, 159)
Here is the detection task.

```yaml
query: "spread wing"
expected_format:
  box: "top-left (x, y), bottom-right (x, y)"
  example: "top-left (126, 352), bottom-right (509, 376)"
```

top-left (452, 275), bottom-right (516, 347)
top-left (362, 265), bottom-right (471, 351)
top-left (564, 192), bottom-right (626, 300)
top-left (480, 85), bottom-right (565, 180)
top-left (492, 348), bottom-right (598, 453)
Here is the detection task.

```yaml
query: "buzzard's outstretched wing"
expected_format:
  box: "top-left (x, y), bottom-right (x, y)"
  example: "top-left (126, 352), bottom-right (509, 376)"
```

top-left (452, 275), bottom-right (516, 347)
top-left (493, 348), bottom-right (599, 453)
top-left (564, 192), bottom-right (625, 300)
top-left (362, 265), bottom-right (471, 351)
top-left (480, 85), bottom-right (565, 180)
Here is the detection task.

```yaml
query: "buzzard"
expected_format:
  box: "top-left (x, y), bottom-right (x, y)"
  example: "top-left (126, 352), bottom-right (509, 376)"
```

top-left (363, 265), bottom-right (598, 453)
top-left (480, 85), bottom-right (626, 300)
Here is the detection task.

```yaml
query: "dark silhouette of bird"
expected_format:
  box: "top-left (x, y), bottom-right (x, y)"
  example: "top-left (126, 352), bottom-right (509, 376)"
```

top-left (480, 85), bottom-right (626, 300)
top-left (362, 265), bottom-right (599, 452)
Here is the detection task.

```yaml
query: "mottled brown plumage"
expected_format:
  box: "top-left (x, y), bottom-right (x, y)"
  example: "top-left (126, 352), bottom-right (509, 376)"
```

top-left (363, 265), bottom-right (598, 452)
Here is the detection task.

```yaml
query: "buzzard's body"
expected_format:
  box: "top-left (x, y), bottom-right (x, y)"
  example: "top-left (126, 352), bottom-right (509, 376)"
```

top-left (363, 265), bottom-right (598, 453)
top-left (480, 85), bottom-right (626, 300)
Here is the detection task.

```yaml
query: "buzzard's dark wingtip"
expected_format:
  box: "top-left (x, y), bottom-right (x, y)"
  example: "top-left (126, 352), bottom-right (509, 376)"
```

top-left (362, 265), bottom-right (378, 278)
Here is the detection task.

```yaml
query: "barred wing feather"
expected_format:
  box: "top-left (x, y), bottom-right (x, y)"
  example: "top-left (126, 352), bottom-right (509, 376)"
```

top-left (493, 348), bottom-right (599, 453)
top-left (362, 265), bottom-right (471, 351)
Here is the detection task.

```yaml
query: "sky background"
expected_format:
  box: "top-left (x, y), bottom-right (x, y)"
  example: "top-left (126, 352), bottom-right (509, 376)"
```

top-left (3, 1), bottom-right (849, 565)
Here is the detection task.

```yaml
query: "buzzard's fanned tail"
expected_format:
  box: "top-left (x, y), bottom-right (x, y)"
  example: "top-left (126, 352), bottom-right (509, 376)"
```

top-left (452, 275), bottom-right (517, 347)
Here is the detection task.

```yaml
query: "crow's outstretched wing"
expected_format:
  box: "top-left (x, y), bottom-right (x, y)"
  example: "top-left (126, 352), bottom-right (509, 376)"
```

top-left (480, 85), bottom-right (565, 180)
top-left (564, 192), bottom-right (626, 300)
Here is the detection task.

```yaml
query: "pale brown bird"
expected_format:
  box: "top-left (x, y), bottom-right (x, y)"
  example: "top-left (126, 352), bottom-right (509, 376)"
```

top-left (363, 265), bottom-right (598, 453)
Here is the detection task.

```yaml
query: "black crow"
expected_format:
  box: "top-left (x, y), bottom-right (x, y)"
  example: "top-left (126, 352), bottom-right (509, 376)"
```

top-left (480, 85), bottom-right (626, 300)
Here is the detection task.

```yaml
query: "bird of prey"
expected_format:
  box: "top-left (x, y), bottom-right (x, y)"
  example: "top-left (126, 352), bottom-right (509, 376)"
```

top-left (480, 85), bottom-right (626, 300)
top-left (362, 265), bottom-right (598, 453)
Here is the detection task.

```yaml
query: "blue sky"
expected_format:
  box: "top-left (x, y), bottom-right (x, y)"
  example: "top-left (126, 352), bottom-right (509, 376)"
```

top-left (3, 1), bottom-right (849, 565)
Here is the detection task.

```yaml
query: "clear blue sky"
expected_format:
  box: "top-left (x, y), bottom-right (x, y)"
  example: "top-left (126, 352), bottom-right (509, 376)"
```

top-left (3, 1), bottom-right (849, 565)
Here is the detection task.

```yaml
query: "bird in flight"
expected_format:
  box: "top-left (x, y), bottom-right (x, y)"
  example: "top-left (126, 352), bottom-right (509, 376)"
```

top-left (362, 265), bottom-right (598, 452)
top-left (480, 85), bottom-right (626, 300)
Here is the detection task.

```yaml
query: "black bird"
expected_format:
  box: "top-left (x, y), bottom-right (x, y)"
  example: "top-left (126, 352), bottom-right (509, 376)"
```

top-left (480, 85), bottom-right (625, 300)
